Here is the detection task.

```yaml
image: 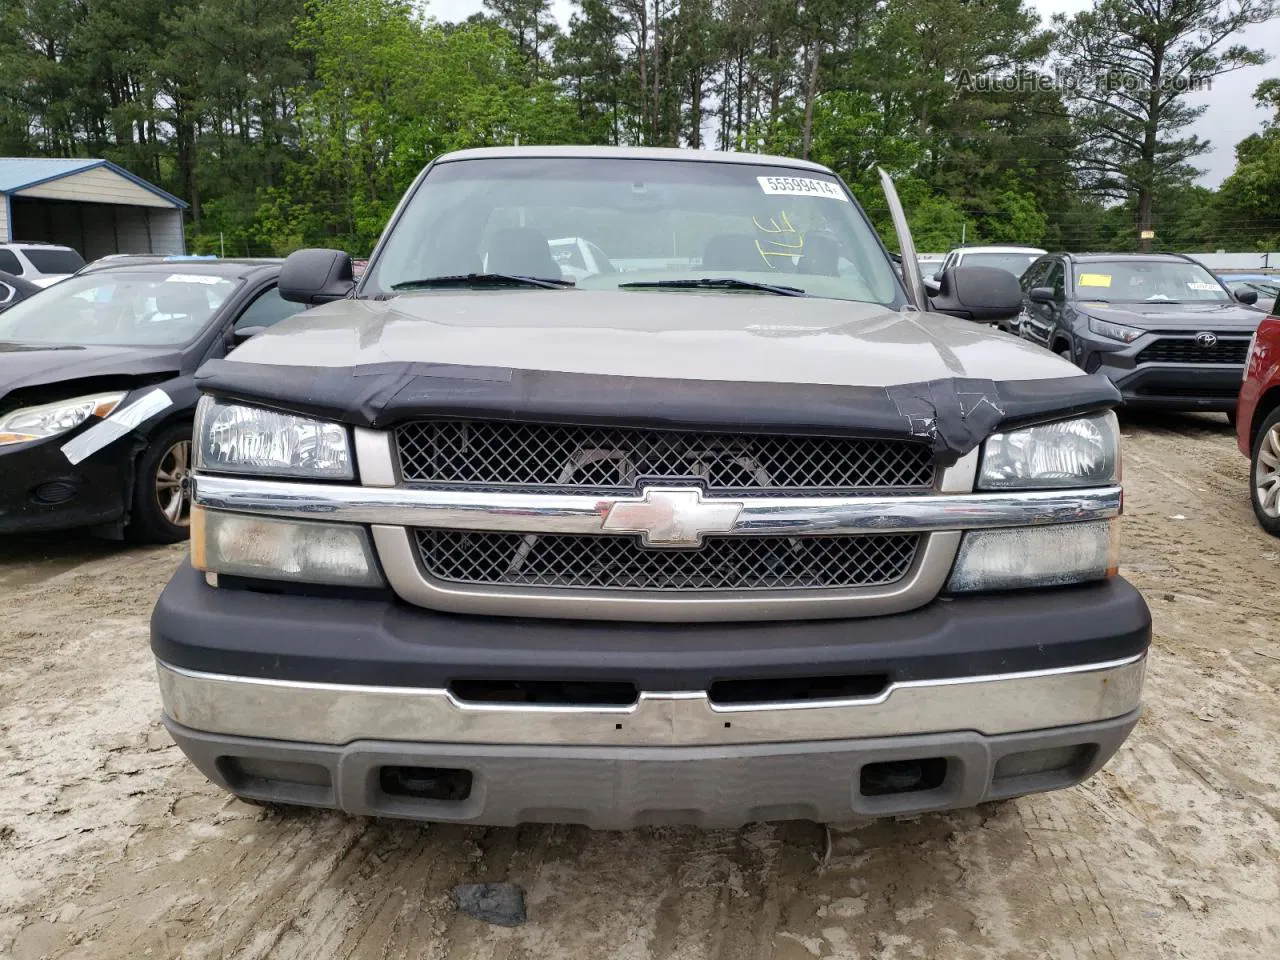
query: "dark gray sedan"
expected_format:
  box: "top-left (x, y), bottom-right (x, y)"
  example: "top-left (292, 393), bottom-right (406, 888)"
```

top-left (0, 258), bottom-right (302, 540)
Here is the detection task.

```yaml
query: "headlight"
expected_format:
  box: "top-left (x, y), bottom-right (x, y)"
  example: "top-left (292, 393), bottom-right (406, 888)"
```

top-left (191, 507), bottom-right (383, 586)
top-left (948, 519), bottom-right (1118, 592)
top-left (0, 392), bottom-right (126, 446)
top-left (979, 413), bottom-right (1119, 490)
top-left (195, 397), bottom-right (352, 479)
top-left (1088, 317), bottom-right (1144, 343)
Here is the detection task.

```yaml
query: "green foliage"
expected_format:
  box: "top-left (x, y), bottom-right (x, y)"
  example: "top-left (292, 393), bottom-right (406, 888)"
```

top-left (1053, 0), bottom-right (1275, 245)
top-left (0, 0), bottom-right (1275, 258)
top-left (904, 194), bottom-right (969, 252)
top-left (1208, 79), bottom-right (1280, 250)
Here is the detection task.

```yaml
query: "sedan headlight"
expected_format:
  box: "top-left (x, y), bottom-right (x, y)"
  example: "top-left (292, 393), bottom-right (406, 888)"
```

top-left (0, 392), bottom-right (126, 446)
top-left (195, 397), bottom-right (352, 479)
top-left (979, 413), bottom-right (1119, 490)
top-left (1088, 317), bottom-right (1144, 343)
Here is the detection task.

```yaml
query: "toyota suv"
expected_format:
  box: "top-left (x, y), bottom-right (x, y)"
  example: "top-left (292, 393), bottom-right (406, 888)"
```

top-left (149, 146), bottom-right (1149, 828)
top-left (1019, 252), bottom-right (1263, 421)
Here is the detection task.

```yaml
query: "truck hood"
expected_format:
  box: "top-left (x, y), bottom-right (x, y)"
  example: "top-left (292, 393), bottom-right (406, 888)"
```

top-left (0, 341), bottom-right (182, 405)
top-left (231, 290), bottom-right (1075, 387)
top-left (1077, 300), bottom-right (1262, 332)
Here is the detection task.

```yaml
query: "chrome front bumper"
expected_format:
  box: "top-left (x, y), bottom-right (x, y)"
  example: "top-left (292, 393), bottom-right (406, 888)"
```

top-left (155, 653), bottom-right (1146, 748)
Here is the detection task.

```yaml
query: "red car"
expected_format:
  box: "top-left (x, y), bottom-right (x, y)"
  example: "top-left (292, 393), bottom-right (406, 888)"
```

top-left (1238, 294), bottom-right (1280, 535)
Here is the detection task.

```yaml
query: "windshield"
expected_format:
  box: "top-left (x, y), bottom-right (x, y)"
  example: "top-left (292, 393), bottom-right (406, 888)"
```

top-left (1073, 261), bottom-right (1231, 303)
top-left (962, 252), bottom-right (1040, 276)
top-left (363, 157), bottom-right (905, 307)
top-left (23, 248), bottom-right (86, 274)
top-left (0, 271), bottom-right (237, 346)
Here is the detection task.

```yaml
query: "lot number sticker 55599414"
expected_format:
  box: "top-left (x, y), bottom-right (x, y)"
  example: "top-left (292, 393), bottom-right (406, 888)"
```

top-left (757, 176), bottom-right (849, 202)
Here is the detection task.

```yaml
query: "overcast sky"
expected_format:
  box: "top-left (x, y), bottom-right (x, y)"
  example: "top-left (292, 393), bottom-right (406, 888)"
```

top-left (425, 0), bottom-right (1277, 187)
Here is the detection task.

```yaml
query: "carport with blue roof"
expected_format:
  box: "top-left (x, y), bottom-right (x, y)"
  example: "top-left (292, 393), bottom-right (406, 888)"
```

top-left (0, 158), bottom-right (187, 259)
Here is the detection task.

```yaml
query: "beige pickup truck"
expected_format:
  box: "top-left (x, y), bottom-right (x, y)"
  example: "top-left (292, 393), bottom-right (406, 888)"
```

top-left (150, 146), bottom-right (1149, 828)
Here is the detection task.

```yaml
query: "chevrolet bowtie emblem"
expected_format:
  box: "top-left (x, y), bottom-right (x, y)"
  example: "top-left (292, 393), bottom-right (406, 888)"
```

top-left (601, 487), bottom-right (743, 547)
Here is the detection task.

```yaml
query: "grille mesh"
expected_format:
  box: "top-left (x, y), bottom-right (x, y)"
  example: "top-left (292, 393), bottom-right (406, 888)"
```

top-left (396, 420), bottom-right (935, 493)
top-left (414, 530), bottom-right (920, 591)
top-left (1136, 337), bottom-right (1250, 365)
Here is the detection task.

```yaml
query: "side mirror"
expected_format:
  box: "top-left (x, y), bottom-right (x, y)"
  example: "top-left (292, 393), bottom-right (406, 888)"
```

top-left (928, 265), bottom-right (1023, 323)
top-left (1029, 286), bottom-right (1056, 304)
top-left (279, 248), bottom-right (355, 305)
top-left (234, 325), bottom-right (267, 342)
top-left (931, 270), bottom-right (943, 283)
top-left (1236, 288), bottom-right (1259, 305)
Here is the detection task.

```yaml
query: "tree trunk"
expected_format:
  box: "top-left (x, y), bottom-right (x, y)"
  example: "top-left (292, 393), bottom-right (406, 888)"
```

top-left (637, 3), bottom-right (649, 143)
top-left (1139, 44), bottom-right (1165, 251)
top-left (651, 0), bottom-right (662, 145)
top-left (690, 72), bottom-right (703, 148)
top-left (173, 93), bottom-right (200, 231)
top-left (1137, 185), bottom-right (1153, 252)
top-left (801, 41), bottom-right (822, 161)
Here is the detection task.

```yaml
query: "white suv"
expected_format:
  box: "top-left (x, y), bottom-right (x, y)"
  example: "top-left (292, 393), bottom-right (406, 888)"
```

top-left (923, 245), bottom-right (1046, 297)
top-left (0, 243), bottom-right (86, 287)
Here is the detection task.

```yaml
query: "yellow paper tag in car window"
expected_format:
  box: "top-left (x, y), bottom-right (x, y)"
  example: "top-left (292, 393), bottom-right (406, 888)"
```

top-left (1078, 273), bottom-right (1112, 287)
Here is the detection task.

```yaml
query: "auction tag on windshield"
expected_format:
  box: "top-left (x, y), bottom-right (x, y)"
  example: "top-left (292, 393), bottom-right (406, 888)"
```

top-left (165, 273), bottom-right (222, 285)
top-left (1078, 273), bottom-right (1112, 287)
top-left (1187, 282), bottom-right (1219, 291)
top-left (757, 176), bottom-right (849, 201)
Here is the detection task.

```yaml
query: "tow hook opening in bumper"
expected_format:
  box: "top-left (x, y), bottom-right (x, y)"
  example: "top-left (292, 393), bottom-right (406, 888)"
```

top-left (380, 765), bottom-right (474, 802)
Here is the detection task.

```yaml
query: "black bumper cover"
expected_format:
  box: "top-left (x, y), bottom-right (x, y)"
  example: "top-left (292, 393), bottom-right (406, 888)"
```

top-left (151, 562), bottom-right (1151, 690)
top-left (0, 435), bottom-right (130, 534)
top-left (1091, 351), bottom-right (1245, 412)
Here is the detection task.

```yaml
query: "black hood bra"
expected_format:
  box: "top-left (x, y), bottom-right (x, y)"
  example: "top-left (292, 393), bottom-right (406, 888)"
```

top-left (197, 358), bottom-right (1121, 467)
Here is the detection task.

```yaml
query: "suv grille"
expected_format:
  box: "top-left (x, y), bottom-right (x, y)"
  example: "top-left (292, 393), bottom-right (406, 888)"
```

top-left (395, 421), bottom-right (935, 494)
top-left (1136, 337), bottom-right (1250, 365)
top-left (415, 530), bottom-right (920, 591)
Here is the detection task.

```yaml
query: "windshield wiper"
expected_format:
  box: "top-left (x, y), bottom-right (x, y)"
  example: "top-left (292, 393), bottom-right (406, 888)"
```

top-left (391, 273), bottom-right (574, 291)
top-left (618, 278), bottom-right (807, 297)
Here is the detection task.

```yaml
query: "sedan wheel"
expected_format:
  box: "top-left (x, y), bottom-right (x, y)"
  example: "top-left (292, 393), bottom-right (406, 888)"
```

top-left (155, 439), bottom-right (193, 527)
top-left (126, 422), bottom-right (196, 543)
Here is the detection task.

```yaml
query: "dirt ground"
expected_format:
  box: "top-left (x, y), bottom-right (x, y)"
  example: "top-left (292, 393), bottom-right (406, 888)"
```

top-left (2, 411), bottom-right (1278, 960)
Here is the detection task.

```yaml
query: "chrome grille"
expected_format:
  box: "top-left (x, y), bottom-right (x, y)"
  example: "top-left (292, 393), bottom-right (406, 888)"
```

top-left (395, 420), bottom-right (935, 493)
top-left (1136, 337), bottom-right (1250, 365)
top-left (414, 530), bottom-right (920, 591)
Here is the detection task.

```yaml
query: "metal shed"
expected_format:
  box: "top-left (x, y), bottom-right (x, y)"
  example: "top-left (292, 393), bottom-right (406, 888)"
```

top-left (0, 158), bottom-right (187, 259)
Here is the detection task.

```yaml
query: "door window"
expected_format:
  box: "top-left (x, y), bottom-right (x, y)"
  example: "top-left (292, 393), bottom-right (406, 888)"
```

top-left (1021, 259), bottom-right (1048, 292)
top-left (0, 250), bottom-right (23, 275)
top-left (1045, 261), bottom-right (1066, 300)
top-left (234, 286), bottom-right (306, 331)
